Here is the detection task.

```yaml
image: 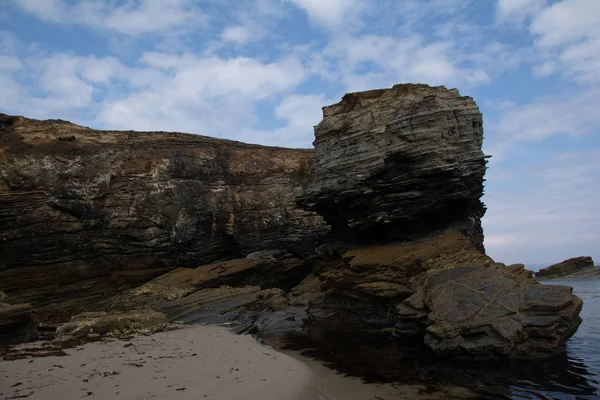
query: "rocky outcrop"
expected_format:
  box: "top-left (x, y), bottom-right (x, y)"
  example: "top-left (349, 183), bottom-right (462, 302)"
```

top-left (56, 310), bottom-right (167, 339)
top-left (0, 114), bottom-right (325, 307)
top-left (397, 263), bottom-right (582, 359)
top-left (535, 257), bottom-right (596, 280)
top-left (113, 256), bottom-right (330, 336)
top-left (295, 84), bottom-right (582, 359)
top-left (298, 84), bottom-right (488, 251)
top-left (0, 292), bottom-right (39, 344)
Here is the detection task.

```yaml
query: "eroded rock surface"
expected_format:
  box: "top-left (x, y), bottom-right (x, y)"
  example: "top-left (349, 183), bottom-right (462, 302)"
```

top-left (113, 257), bottom-right (331, 336)
top-left (535, 256), bottom-right (596, 280)
top-left (397, 264), bottom-right (582, 359)
top-left (298, 84), bottom-right (487, 250)
top-left (0, 114), bottom-right (325, 307)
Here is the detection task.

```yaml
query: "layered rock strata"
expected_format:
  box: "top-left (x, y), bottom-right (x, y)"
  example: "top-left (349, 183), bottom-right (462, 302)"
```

top-left (0, 114), bottom-right (325, 306)
top-left (298, 84), bottom-right (488, 251)
top-left (535, 256), bottom-right (597, 280)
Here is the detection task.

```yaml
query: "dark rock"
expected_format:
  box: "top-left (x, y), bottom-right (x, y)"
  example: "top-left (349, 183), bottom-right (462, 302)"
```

top-left (396, 264), bottom-right (582, 359)
top-left (0, 291), bottom-right (39, 344)
top-left (535, 256), bottom-right (595, 279)
top-left (0, 113), bottom-right (325, 307)
top-left (112, 262), bottom-right (330, 336)
top-left (298, 84), bottom-right (488, 251)
top-left (245, 250), bottom-right (293, 260)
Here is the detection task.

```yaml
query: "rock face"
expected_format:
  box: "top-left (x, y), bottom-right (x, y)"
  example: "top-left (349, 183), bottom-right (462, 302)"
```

top-left (298, 84), bottom-right (487, 251)
top-left (0, 114), bottom-right (325, 307)
top-left (0, 292), bottom-right (39, 344)
top-left (535, 256), bottom-right (595, 279)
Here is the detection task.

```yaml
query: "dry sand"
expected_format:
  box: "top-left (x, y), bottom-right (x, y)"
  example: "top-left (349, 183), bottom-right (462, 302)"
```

top-left (0, 325), bottom-right (476, 400)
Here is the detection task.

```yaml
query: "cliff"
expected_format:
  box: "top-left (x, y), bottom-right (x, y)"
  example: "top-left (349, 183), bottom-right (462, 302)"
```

top-left (0, 114), bottom-right (325, 307)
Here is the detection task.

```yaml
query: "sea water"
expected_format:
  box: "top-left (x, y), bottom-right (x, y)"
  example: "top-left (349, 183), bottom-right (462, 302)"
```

top-left (283, 280), bottom-right (600, 399)
top-left (509, 280), bottom-right (600, 399)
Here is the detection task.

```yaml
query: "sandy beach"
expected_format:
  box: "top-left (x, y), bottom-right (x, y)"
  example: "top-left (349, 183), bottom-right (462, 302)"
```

top-left (0, 325), bottom-right (476, 400)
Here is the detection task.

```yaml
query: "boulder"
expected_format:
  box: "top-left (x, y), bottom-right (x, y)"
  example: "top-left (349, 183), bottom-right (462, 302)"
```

top-left (535, 256), bottom-right (595, 279)
top-left (0, 292), bottom-right (39, 344)
top-left (396, 264), bottom-right (582, 359)
top-left (56, 310), bottom-right (167, 339)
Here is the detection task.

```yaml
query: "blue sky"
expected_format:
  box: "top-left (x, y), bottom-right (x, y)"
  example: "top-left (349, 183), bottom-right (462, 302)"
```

top-left (1, 0), bottom-right (599, 266)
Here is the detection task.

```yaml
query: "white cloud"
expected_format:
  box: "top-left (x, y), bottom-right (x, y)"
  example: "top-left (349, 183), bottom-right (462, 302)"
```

top-left (12, 0), bottom-right (65, 22)
top-left (290, 0), bottom-right (365, 29)
top-left (268, 93), bottom-right (331, 147)
top-left (11, 0), bottom-right (208, 36)
top-left (0, 55), bottom-right (22, 72)
top-left (496, 89), bottom-right (600, 142)
top-left (527, 0), bottom-right (600, 83)
top-left (495, 0), bottom-right (547, 24)
top-left (0, 53), bottom-right (130, 119)
top-left (323, 33), bottom-right (490, 92)
top-left (221, 25), bottom-right (254, 44)
top-left (484, 88), bottom-right (600, 162)
top-left (138, 52), bottom-right (306, 100)
top-left (92, 52), bottom-right (310, 146)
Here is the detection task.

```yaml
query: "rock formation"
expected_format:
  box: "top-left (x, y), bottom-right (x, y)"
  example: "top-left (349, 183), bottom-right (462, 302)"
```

top-left (535, 256), bottom-right (597, 280)
top-left (0, 114), bottom-right (325, 307)
top-left (298, 84), bottom-right (487, 251)
top-left (0, 84), bottom-right (584, 360)
top-left (295, 84), bottom-right (581, 359)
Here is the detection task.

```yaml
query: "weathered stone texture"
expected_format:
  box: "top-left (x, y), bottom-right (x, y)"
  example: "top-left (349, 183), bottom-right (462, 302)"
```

top-left (299, 84), bottom-right (487, 250)
top-left (0, 114), bottom-right (325, 306)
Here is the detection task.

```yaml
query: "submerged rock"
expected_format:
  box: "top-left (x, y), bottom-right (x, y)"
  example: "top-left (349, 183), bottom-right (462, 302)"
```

top-left (0, 292), bottom-right (39, 344)
top-left (56, 310), bottom-right (167, 339)
top-left (535, 256), bottom-right (596, 280)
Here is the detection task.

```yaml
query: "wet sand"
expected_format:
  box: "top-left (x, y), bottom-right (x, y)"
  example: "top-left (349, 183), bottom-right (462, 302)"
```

top-left (0, 325), bottom-right (476, 400)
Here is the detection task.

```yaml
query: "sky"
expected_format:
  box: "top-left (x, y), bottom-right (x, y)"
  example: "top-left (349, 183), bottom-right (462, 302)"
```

top-left (0, 0), bottom-right (598, 266)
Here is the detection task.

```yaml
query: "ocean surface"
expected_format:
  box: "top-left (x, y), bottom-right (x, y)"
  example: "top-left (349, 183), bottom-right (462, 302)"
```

top-left (283, 279), bottom-right (600, 399)
top-left (510, 279), bottom-right (600, 400)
